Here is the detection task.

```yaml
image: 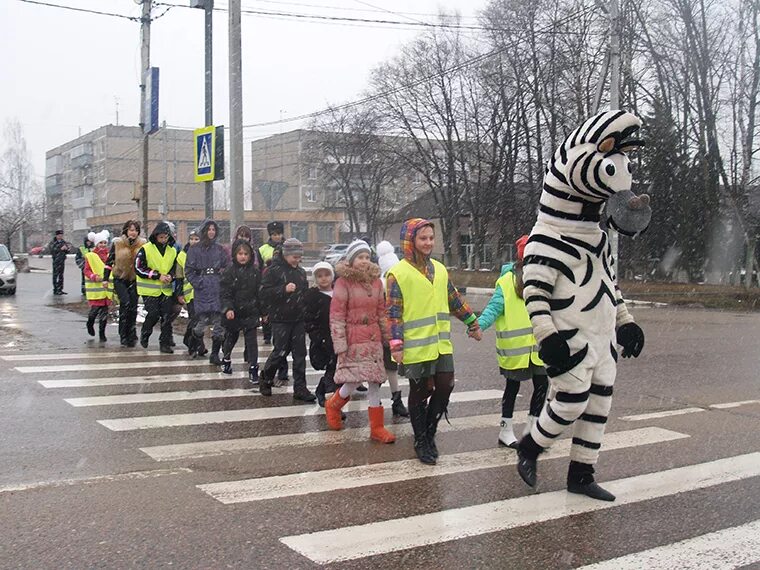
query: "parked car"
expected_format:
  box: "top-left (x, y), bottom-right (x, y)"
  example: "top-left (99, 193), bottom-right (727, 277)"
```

top-left (0, 244), bottom-right (17, 295)
top-left (320, 243), bottom-right (349, 262)
top-left (29, 245), bottom-right (45, 257)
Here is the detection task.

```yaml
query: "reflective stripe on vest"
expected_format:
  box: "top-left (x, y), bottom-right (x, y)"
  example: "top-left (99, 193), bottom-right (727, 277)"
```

top-left (176, 250), bottom-right (194, 303)
top-left (84, 252), bottom-right (112, 301)
top-left (494, 271), bottom-right (543, 370)
top-left (136, 243), bottom-right (176, 297)
top-left (387, 258), bottom-right (452, 365)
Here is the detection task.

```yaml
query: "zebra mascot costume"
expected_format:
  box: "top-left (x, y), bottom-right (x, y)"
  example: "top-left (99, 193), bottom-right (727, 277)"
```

top-left (516, 110), bottom-right (651, 502)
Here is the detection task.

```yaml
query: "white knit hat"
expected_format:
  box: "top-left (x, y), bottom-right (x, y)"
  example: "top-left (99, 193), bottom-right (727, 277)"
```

top-left (89, 229), bottom-right (110, 246)
top-left (376, 240), bottom-right (400, 276)
top-left (312, 261), bottom-right (334, 279)
top-left (345, 239), bottom-right (371, 265)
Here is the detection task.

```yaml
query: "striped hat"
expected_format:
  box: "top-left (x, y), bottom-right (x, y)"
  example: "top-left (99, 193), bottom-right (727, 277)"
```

top-left (282, 237), bottom-right (303, 257)
top-left (345, 239), bottom-right (371, 265)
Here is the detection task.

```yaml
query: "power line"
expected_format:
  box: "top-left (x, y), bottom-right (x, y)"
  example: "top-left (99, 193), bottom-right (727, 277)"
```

top-left (240, 0), bottom-right (481, 21)
top-left (15, 0), bottom-right (140, 21)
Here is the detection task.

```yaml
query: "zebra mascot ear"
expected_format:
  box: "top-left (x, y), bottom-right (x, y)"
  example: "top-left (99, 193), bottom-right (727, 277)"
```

top-left (597, 136), bottom-right (616, 153)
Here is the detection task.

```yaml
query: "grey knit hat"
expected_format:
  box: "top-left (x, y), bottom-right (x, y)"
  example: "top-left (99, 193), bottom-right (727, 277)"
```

top-left (282, 237), bottom-right (304, 257)
top-left (345, 239), bottom-right (371, 265)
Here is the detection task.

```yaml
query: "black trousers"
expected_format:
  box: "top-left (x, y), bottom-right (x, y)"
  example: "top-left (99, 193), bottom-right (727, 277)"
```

top-left (193, 312), bottom-right (225, 341)
top-left (141, 295), bottom-right (175, 346)
top-left (113, 278), bottom-right (138, 343)
top-left (87, 305), bottom-right (109, 326)
top-left (222, 321), bottom-right (258, 363)
top-left (52, 260), bottom-right (65, 293)
top-left (261, 321), bottom-right (307, 391)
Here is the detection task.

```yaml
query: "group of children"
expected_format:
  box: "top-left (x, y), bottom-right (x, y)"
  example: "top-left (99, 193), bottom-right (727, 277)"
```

top-left (81, 216), bottom-right (548, 467)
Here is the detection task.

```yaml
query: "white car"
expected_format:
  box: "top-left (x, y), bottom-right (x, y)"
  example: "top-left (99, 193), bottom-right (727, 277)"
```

top-left (321, 244), bottom-right (349, 263)
top-left (0, 245), bottom-right (17, 295)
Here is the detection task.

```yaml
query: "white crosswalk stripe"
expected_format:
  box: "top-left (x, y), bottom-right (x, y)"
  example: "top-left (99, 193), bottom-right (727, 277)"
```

top-left (97, 389), bottom-right (503, 431)
top-left (16, 355), bottom-right (292, 373)
top-left (198, 427), bottom-right (688, 504)
top-left (0, 347), bottom-right (249, 361)
top-left (279, 452), bottom-right (760, 564)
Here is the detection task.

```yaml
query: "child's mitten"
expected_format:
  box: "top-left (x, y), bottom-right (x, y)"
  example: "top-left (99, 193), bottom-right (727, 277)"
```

top-left (616, 322), bottom-right (645, 358)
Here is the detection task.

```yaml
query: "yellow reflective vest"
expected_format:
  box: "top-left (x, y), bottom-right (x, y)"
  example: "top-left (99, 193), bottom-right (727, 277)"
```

top-left (387, 258), bottom-right (452, 365)
top-left (259, 243), bottom-right (275, 264)
top-left (84, 252), bottom-right (112, 302)
top-left (494, 271), bottom-right (543, 370)
top-left (176, 250), bottom-right (194, 303)
top-left (136, 242), bottom-right (177, 297)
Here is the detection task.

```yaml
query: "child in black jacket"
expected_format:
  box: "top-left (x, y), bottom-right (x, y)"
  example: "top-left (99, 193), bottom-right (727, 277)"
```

top-left (220, 239), bottom-right (262, 381)
top-left (303, 261), bottom-right (338, 407)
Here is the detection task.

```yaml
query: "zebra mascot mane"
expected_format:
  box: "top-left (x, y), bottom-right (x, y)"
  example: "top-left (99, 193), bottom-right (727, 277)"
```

top-left (517, 110), bottom-right (648, 498)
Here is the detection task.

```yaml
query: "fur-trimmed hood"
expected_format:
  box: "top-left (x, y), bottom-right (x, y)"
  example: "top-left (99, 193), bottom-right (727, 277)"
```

top-left (335, 260), bottom-right (381, 283)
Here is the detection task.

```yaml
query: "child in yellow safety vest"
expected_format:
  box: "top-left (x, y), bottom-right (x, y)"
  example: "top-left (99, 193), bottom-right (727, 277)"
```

top-left (477, 235), bottom-right (548, 448)
top-left (83, 230), bottom-right (113, 342)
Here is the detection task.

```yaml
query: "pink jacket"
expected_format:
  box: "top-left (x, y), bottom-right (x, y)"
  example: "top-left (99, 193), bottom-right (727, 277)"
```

top-left (330, 262), bottom-right (389, 384)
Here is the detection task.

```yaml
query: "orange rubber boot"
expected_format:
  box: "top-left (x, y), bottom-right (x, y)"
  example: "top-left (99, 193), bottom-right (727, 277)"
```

top-left (368, 406), bottom-right (396, 444)
top-left (325, 391), bottom-right (350, 430)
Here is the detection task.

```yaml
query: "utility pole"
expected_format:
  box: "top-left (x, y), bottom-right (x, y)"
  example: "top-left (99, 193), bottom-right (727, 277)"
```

top-left (609, 0), bottom-right (621, 273)
top-left (204, 0), bottom-right (214, 219)
top-left (229, 0), bottom-right (244, 235)
top-left (138, 0), bottom-right (152, 233)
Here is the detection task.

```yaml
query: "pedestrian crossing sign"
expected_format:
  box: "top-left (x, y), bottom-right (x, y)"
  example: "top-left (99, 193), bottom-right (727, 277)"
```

top-left (193, 126), bottom-right (215, 182)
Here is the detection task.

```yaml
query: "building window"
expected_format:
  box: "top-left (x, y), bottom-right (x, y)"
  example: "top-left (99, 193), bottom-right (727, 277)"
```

top-left (308, 166), bottom-right (318, 180)
top-left (316, 223), bottom-right (334, 244)
top-left (290, 222), bottom-right (308, 243)
top-left (305, 187), bottom-right (317, 203)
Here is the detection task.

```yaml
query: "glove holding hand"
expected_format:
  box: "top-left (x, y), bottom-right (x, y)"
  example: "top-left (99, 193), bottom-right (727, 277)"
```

top-left (538, 333), bottom-right (571, 368)
top-left (617, 322), bottom-right (645, 358)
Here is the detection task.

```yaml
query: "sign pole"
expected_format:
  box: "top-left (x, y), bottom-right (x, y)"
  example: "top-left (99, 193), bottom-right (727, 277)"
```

top-left (139, 0), bottom-right (152, 232)
top-left (229, 0), bottom-right (244, 237)
top-left (204, 0), bottom-right (214, 219)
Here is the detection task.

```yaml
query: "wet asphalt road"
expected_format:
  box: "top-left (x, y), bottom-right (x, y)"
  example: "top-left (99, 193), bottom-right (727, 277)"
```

top-left (1, 258), bottom-right (759, 569)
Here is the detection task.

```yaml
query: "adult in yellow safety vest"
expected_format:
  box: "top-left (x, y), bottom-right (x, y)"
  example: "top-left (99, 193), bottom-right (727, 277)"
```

top-left (83, 230), bottom-right (112, 342)
top-left (385, 218), bottom-right (482, 466)
top-left (477, 235), bottom-right (548, 449)
top-left (134, 221), bottom-right (181, 353)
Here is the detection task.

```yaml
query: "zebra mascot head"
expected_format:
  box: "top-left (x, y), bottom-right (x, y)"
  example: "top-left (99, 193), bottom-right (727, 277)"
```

top-left (540, 110), bottom-right (651, 236)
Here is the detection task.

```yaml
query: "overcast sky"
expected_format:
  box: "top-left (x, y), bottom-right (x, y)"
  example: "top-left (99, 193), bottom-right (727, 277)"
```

top-left (4, 0), bottom-right (483, 181)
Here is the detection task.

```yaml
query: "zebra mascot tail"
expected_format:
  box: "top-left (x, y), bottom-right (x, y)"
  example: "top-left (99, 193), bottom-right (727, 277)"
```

top-left (515, 110), bottom-right (649, 502)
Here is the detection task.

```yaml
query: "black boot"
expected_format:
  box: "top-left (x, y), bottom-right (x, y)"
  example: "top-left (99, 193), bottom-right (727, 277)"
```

top-left (315, 377), bottom-right (327, 407)
top-left (221, 358), bottom-right (232, 375)
top-left (209, 338), bottom-right (222, 365)
top-left (391, 391), bottom-right (409, 417)
top-left (248, 365), bottom-right (259, 386)
top-left (259, 374), bottom-right (273, 397)
top-left (140, 330), bottom-right (150, 349)
top-left (409, 403), bottom-right (436, 465)
top-left (86, 313), bottom-right (96, 337)
top-left (567, 461), bottom-right (616, 502)
top-left (516, 433), bottom-right (544, 488)
top-left (426, 396), bottom-right (450, 460)
top-left (159, 344), bottom-right (174, 354)
top-left (98, 320), bottom-right (107, 342)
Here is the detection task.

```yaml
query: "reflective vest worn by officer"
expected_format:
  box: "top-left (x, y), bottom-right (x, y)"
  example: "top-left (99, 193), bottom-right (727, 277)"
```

top-left (84, 251), bottom-right (113, 302)
top-left (494, 270), bottom-right (543, 370)
top-left (136, 242), bottom-right (177, 297)
top-left (387, 258), bottom-right (452, 365)
top-left (176, 250), bottom-right (194, 303)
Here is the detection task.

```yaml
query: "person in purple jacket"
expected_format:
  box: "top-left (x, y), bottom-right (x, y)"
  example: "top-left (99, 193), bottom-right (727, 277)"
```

top-left (185, 219), bottom-right (229, 365)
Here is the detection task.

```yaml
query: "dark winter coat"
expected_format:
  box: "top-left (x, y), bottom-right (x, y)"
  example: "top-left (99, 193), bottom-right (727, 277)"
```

top-left (220, 240), bottom-right (262, 328)
top-left (303, 286), bottom-right (334, 370)
top-left (49, 237), bottom-right (70, 264)
top-left (260, 254), bottom-right (308, 323)
top-left (185, 219), bottom-right (228, 314)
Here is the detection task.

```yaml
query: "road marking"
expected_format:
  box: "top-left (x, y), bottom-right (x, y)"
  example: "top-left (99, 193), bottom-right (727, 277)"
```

top-left (710, 399), bottom-right (760, 410)
top-left (620, 407), bottom-right (705, 421)
top-left (0, 468), bottom-right (192, 494)
top-left (199, 427), bottom-right (688, 504)
top-left (577, 519), bottom-right (760, 570)
top-left (280, 452), bottom-right (760, 565)
top-left (39, 370), bottom-right (321, 388)
top-left (0, 347), bottom-right (249, 361)
top-left (63, 379), bottom-right (411, 406)
top-left (141, 413), bottom-right (509, 462)
top-left (99, 389), bottom-right (503, 431)
top-left (16, 356), bottom-right (299, 373)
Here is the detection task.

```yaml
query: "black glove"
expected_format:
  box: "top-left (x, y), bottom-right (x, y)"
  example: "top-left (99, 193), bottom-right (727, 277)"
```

top-left (538, 333), bottom-right (571, 368)
top-left (617, 322), bottom-right (644, 358)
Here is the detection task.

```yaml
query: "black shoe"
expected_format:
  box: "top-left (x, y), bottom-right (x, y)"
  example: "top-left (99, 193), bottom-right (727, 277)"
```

top-left (86, 320), bottom-right (95, 337)
top-left (275, 376), bottom-right (289, 387)
top-left (196, 345), bottom-right (208, 357)
top-left (159, 344), bottom-right (174, 354)
top-left (60, 291), bottom-right (68, 295)
top-left (516, 434), bottom-right (543, 488)
top-left (221, 359), bottom-right (232, 375)
top-left (248, 366), bottom-right (259, 386)
top-left (567, 481), bottom-right (616, 502)
top-left (263, 338), bottom-right (271, 345)
top-left (356, 384), bottom-right (367, 392)
top-left (259, 378), bottom-right (273, 397)
top-left (391, 391), bottom-right (409, 417)
top-left (209, 338), bottom-right (222, 365)
top-left (293, 388), bottom-right (317, 402)
top-left (99, 322), bottom-right (107, 342)
top-left (170, 339), bottom-right (176, 347)
top-left (140, 333), bottom-right (150, 349)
